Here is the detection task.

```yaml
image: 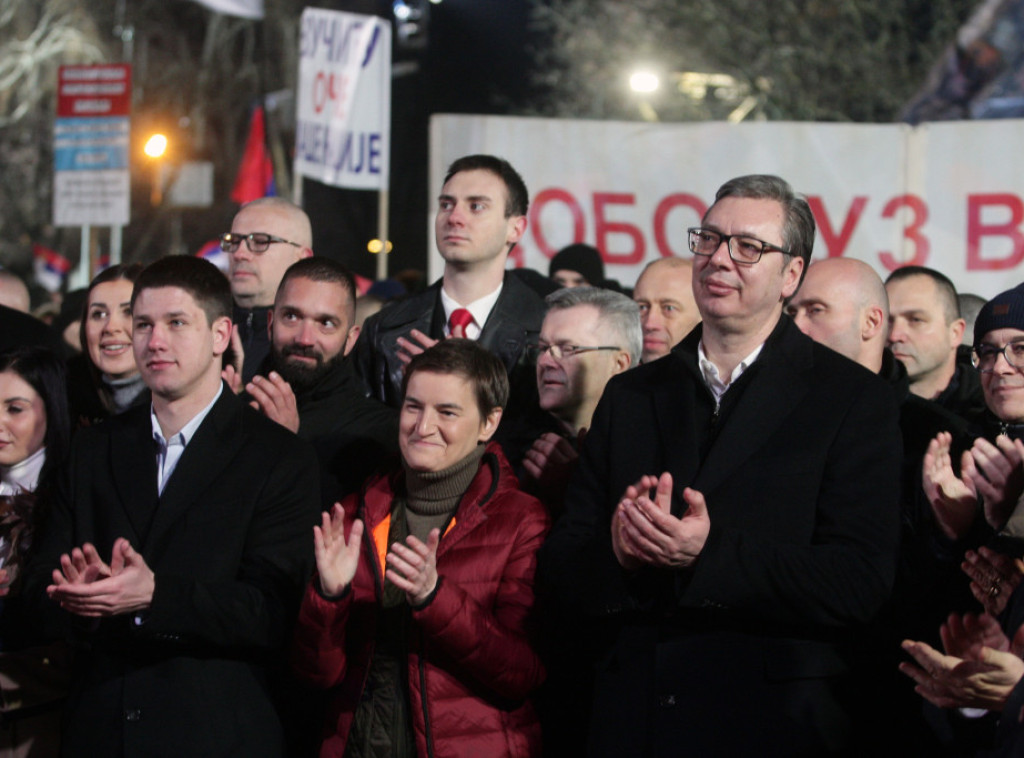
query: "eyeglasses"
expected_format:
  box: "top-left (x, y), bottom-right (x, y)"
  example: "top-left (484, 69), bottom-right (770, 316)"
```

top-left (687, 227), bottom-right (791, 265)
top-left (528, 342), bottom-right (621, 361)
top-left (972, 341), bottom-right (1024, 373)
top-left (219, 232), bottom-right (303, 254)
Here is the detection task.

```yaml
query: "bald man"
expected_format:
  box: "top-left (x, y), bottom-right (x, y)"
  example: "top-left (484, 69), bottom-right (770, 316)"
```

top-left (786, 257), bottom-right (888, 371)
top-left (789, 257), bottom-right (975, 754)
top-left (632, 257), bottom-right (699, 363)
top-left (0, 270), bottom-right (31, 313)
top-left (220, 197), bottom-right (314, 382)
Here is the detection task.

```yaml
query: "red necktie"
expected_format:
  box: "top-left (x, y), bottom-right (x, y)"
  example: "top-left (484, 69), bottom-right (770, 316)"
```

top-left (448, 308), bottom-right (474, 338)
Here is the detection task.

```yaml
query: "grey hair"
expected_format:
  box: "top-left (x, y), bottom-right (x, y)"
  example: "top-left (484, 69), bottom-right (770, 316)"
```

top-left (545, 286), bottom-right (642, 367)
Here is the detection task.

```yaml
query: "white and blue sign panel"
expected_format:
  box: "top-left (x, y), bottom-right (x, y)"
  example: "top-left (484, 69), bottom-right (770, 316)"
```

top-left (295, 9), bottom-right (391, 190)
top-left (53, 65), bottom-right (131, 227)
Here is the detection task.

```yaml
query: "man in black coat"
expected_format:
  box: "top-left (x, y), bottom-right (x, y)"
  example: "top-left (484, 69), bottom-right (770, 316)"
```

top-left (245, 257), bottom-right (398, 505)
top-left (24, 256), bottom-right (320, 757)
top-left (541, 175), bottom-right (902, 756)
top-left (353, 154), bottom-right (545, 408)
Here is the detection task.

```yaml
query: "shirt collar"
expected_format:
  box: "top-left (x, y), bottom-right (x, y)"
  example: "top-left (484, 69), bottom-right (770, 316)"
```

top-left (697, 340), bottom-right (765, 404)
top-left (0, 446), bottom-right (46, 495)
top-left (440, 283), bottom-right (503, 337)
top-left (151, 383), bottom-right (224, 448)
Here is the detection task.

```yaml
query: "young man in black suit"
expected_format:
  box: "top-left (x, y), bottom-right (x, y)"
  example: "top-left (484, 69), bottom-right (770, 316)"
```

top-left (542, 175), bottom-right (902, 756)
top-left (25, 256), bottom-right (320, 756)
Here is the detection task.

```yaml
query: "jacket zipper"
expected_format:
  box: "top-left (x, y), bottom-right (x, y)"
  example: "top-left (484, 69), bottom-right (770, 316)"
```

top-left (418, 635), bottom-right (435, 758)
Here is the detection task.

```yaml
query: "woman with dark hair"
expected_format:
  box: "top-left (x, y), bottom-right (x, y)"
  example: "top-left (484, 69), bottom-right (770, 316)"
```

top-left (292, 340), bottom-right (550, 757)
top-left (67, 263), bottom-right (147, 426)
top-left (0, 346), bottom-right (73, 757)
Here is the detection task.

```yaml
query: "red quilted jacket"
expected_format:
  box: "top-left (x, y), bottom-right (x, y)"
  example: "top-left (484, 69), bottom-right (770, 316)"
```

top-left (291, 442), bottom-right (550, 757)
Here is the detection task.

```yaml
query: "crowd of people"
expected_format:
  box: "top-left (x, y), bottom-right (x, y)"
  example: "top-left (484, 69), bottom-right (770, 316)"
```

top-left (0, 153), bottom-right (1023, 757)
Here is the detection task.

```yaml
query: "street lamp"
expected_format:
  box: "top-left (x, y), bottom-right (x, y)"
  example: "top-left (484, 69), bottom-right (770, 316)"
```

top-left (144, 133), bottom-right (169, 206)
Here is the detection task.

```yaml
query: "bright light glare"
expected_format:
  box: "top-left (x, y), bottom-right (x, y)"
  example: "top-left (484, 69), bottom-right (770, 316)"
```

top-left (367, 239), bottom-right (393, 254)
top-left (144, 134), bottom-right (168, 158)
top-left (429, 0), bottom-right (442, 4)
top-left (629, 72), bottom-right (660, 93)
top-left (393, 1), bottom-right (411, 20)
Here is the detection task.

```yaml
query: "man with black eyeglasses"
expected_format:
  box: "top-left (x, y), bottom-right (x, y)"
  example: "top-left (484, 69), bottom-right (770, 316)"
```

top-left (221, 197), bottom-right (313, 383)
top-left (921, 284), bottom-right (1024, 542)
top-left (541, 174), bottom-right (902, 756)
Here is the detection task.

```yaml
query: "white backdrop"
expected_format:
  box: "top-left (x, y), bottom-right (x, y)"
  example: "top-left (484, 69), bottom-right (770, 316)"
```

top-left (429, 115), bottom-right (1024, 298)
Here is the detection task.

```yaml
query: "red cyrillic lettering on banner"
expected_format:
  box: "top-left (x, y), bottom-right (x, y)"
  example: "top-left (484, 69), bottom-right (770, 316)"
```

top-left (529, 188), bottom-right (586, 258)
top-left (653, 194), bottom-right (707, 258)
top-left (594, 193), bottom-right (644, 265)
top-left (807, 196), bottom-right (867, 258)
top-left (967, 194), bottom-right (1024, 271)
top-left (878, 195), bottom-right (929, 271)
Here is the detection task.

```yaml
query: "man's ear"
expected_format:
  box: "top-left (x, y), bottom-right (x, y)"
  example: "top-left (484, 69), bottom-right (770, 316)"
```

top-left (267, 308), bottom-right (274, 339)
top-left (506, 215), bottom-right (527, 248)
top-left (343, 324), bottom-right (361, 356)
top-left (781, 256), bottom-right (805, 300)
top-left (212, 316), bottom-right (233, 356)
top-left (614, 350), bottom-right (631, 374)
top-left (862, 305), bottom-right (885, 341)
top-left (950, 317), bottom-right (966, 348)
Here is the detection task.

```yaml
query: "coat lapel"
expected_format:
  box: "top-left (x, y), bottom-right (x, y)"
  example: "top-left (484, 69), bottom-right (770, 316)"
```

top-left (693, 319), bottom-right (812, 496)
top-left (652, 353), bottom-right (703, 515)
top-left (144, 389), bottom-right (243, 552)
top-left (109, 408), bottom-right (159, 545)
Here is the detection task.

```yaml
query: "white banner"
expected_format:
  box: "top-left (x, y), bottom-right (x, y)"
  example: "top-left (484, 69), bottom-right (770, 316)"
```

top-left (295, 9), bottom-right (391, 191)
top-left (190, 0), bottom-right (263, 20)
top-left (430, 115), bottom-right (1024, 298)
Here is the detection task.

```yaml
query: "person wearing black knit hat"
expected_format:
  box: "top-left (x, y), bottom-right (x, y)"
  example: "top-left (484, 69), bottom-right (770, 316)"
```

top-left (549, 243), bottom-right (605, 289)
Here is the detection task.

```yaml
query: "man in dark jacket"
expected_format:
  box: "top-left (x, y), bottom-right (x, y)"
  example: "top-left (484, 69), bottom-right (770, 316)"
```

top-left (222, 197), bottom-right (314, 383)
top-left (352, 154), bottom-right (545, 408)
top-left (542, 175), bottom-right (902, 756)
top-left (24, 256), bottom-right (320, 756)
top-left (246, 258), bottom-right (398, 505)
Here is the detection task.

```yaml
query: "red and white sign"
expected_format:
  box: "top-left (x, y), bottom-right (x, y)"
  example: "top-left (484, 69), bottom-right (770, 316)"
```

top-left (430, 115), bottom-right (1024, 298)
top-left (57, 65), bottom-right (131, 118)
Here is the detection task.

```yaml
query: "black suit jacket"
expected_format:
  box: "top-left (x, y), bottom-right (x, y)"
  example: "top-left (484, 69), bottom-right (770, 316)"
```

top-left (25, 386), bottom-right (321, 757)
top-left (541, 316), bottom-right (902, 757)
top-left (352, 273), bottom-right (545, 407)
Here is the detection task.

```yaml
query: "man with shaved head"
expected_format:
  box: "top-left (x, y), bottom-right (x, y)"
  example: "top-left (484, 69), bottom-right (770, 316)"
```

top-left (789, 257), bottom-right (974, 753)
top-left (632, 257), bottom-right (700, 363)
top-left (221, 197), bottom-right (314, 382)
top-left (787, 258), bottom-right (889, 371)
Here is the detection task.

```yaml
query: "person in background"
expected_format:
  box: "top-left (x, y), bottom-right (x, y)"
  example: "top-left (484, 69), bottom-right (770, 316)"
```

top-left (0, 271), bottom-right (30, 314)
top-left (632, 257), bottom-right (699, 363)
top-left (222, 197), bottom-right (314, 383)
top-left (0, 346), bottom-right (73, 757)
top-left (66, 263), bottom-right (147, 427)
top-left (549, 243), bottom-right (605, 289)
top-left (886, 266), bottom-right (985, 423)
top-left (292, 339), bottom-right (549, 757)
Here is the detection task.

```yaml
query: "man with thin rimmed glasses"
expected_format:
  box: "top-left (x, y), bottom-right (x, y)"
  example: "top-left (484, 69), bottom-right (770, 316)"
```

top-left (542, 174), bottom-right (902, 755)
top-left (220, 197), bottom-right (313, 383)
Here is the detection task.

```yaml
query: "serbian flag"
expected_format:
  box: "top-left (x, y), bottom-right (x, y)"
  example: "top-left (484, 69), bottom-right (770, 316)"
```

top-left (32, 243), bottom-right (72, 293)
top-left (196, 238), bottom-right (230, 273)
top-left (231, 105), bottom-right (275, 205)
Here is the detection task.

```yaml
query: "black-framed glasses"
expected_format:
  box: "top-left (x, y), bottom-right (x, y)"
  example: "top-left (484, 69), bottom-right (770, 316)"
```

top-left (528, 342), bottom-right (621, 361)
top-left (219, 232), bottom-right (303, 254)
top-left (972, 341), bottom-right (1024, 373)
top-left (687, 227), bottom-right (791, 265)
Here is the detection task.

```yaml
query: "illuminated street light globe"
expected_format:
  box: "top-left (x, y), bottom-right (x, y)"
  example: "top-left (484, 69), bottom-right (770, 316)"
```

top-left (144, 134), bottom-right (168, 158)
top-left (629, 71), bottom-right (660, 93)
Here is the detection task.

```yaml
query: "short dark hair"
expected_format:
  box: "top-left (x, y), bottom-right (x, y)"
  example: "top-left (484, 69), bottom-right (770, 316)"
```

top-left (80, 263), bottom-right (145, 369)
top-left (277, 257), bottom-right (357, 325)
top-left (443, 154), bottom-right (529, 218)
top-left (706, 174), bottom-right (816, 279)
top-left (0, 346), bottom-right (70, 490)
top-left (132, 256), bottom-right (232, 325)
top-left (401, 339), bottom-right (509, 418)
top-left (885, 265), bottom-right (961, 324)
